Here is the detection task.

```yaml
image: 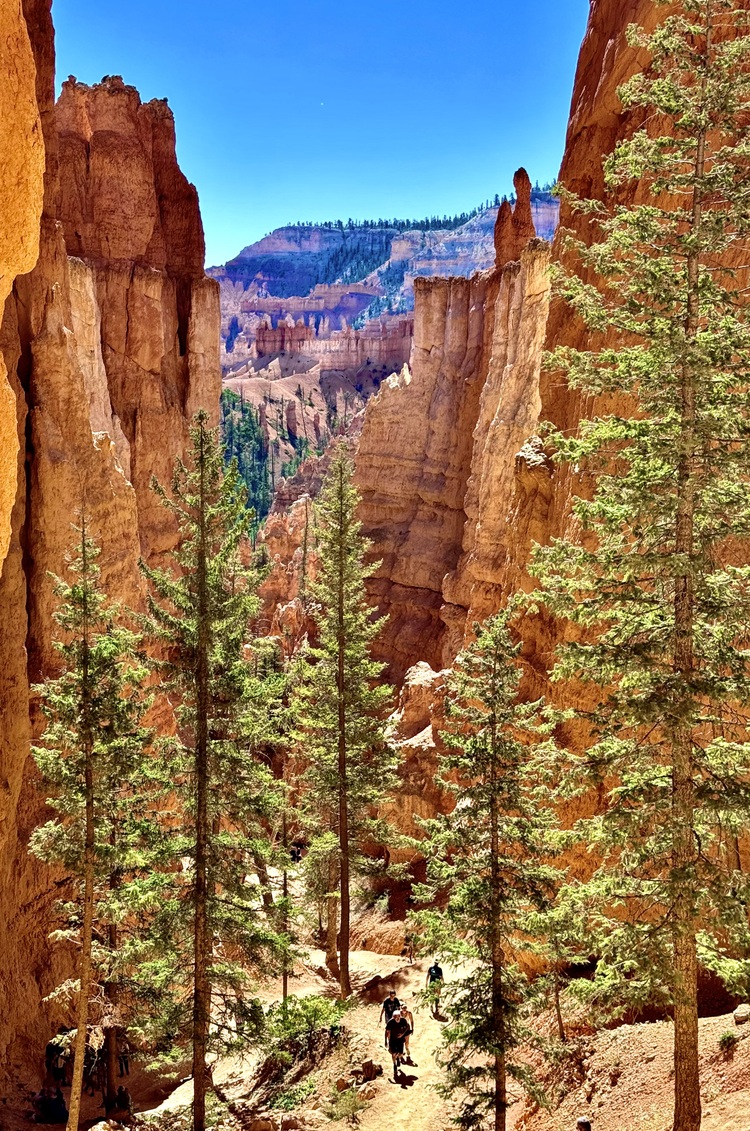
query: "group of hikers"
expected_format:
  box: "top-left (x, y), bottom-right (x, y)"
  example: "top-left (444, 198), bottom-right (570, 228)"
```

top-left (30, 1088), bottom-right (68, 1124)
top-left (35, 1031), bottom-right (134, 1124)
top-left (377, 964), bottom-right (594, 1130)
top-left (377, 960), bottom-right (444, 1081)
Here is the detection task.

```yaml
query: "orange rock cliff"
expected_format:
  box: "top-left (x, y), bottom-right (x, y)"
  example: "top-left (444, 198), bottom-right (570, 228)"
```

top-left (0, 0), bottom-right (699, 1088)
top-left (0, 0), bottom-right (220, 1082)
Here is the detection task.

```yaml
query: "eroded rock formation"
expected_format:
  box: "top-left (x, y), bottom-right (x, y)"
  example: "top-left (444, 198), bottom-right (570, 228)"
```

top-left (0, 1), bottom-right (219, 1083)
top-left (0, 0), bottom-right (44, 564)
top-left (355, 172), bottom-right (552, 681)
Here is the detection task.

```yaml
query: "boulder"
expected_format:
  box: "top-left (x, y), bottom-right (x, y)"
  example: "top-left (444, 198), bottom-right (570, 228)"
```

top-left (733, 1003), bottom-right (750, 1025)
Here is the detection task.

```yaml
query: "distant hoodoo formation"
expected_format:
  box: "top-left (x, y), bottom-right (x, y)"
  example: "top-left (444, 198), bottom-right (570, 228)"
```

top-left (211, 191), bottom-right (559, 371)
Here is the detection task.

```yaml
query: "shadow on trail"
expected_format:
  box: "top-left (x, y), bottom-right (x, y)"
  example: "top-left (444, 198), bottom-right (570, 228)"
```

top-left (390, 1069), bottom-right (418, 1088)
top-left (431, 1008), bottom-right (449, 1023)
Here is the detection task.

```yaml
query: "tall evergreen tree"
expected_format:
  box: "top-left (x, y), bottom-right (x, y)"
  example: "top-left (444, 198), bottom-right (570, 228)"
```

top-left (141, 411), bottom-right (285, 1131)
top-left (535, 4), bottom-right (750, 1127)
top-left (30, 521), bottom-right (156, 1131)
top-left (294, 443), bottom-right (396, 998)
top-left (413, 610), bottom-right (559, 1131)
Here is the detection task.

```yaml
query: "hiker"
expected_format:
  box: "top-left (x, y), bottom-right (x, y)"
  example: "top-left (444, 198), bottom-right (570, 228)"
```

top-left (378, 988), bottom-right (401, 1045)
top-left (385, 1008), bottom-right (411, 1079)
top-left (425, 958), bottom-right (444, 1013)
top-left (32, 1087), bottom-right (49, 1122)
top-left (51, 1088), bottom-right (68, 1124)
top-left (118, 1033), bottom-right (130, 1077)
top-left (47, 1038), bottom-right (68, 1086)
top-left (116, 1084), bottom-right (134, 1116)
top-left (35, 1087), bottom-right (67, 1124)
top-left (576, 1120), bottom-right (591, 1131)
top-left (400, 997), bottom-right (415, 1063)
top-left (83, 1046), bottom-right (99, 1097)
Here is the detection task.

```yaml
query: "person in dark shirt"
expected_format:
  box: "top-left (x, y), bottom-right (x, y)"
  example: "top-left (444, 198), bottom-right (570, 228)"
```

top-left (385, 1010), bottom-right (411, 1079)
top-left (576, 1120), bottom-right (592, 1131)
top-left (425, 959), bottom-right (444, 1014)
top-left (378, 988), bottom-right (401, 1044)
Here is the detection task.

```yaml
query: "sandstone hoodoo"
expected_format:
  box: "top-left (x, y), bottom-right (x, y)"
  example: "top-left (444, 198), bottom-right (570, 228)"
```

top-left (354, 170), bottom-right (551, 680)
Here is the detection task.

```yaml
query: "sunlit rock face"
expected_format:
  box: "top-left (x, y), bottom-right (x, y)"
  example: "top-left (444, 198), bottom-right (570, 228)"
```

top-left (354, 173), bottom-right (552, 682)
top-left (0, 1), bottom-right (220, 1083)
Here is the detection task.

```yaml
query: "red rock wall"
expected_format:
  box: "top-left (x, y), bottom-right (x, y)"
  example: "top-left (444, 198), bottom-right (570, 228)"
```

top-left (254, 313), bottom-right (413, 370)
top-left (0, 2), bottom-right (220, 1084)
top-left (355, 175), bottom-right (552, 681)
top-left (354, 2), bottom-right (687, 685)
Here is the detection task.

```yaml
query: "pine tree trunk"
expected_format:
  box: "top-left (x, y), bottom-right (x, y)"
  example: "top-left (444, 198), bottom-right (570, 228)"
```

top-left (553, 969), bottom-right (566, 1044)
top-left (326, 861), bottom-right (340, 981)
top-left (105, 860), bottom-right (119, 1110)
top-left (282, 812), bottom-right (289, 1003)
top-left (66, 752), bottom-right (95, 1131)
top-left (105, 1025), bottom-right (117, 1110)
top-left (193, 422), bottom-right (211, 1131)
top-left (489, 714), bottom-right (506, 1131)
top-left (670, 109), bottom-right (706, 1131)
top-left (336, 467), bottom-right (352, 1000)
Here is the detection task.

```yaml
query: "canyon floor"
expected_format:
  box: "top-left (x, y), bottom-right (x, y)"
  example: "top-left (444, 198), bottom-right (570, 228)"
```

top-left (9, 950), bottom-right (750, 1131)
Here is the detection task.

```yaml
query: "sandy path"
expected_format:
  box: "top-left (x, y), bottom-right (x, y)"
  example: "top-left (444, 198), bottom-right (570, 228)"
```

top-left (353, 960), bottom-right (455, 1131)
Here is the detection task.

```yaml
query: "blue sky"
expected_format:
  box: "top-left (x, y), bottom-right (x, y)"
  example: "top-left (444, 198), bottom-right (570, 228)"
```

top-left (53, 0), bottom-right (589, 267)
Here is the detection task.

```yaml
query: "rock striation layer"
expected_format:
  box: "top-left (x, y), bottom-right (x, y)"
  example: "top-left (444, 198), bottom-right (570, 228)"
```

top-left (0, 2), bottom-right (220, 1084)
top-left (355, 172), bottom-right (552, 681)
top-left (0, 0), bottom-right (45, 565)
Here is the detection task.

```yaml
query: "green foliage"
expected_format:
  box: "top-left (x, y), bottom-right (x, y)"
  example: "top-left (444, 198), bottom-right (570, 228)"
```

top-left (293, 445), bottom-right (397, 979)
top-left (30, 522), bottom-right (163, 1037)
top-left (719, 1030), bottom-right (739, 1054)
top-left (220, 389), bottom-right (273, 526)
top-left (269, 1077), bottom-right (316, 1110)
top-left (535, 0), bottom-right (750, 1023)
top-left (282, 206), bottom-right (488, 236)
top-left (412, 608), bottom-right (560, 1127)
top-left (324, 1086), bottom-right (369, 1124)
top-left (140, 411), bottom-right (287, 1059)
top-left (266, 994), bottom-right (350, 1060)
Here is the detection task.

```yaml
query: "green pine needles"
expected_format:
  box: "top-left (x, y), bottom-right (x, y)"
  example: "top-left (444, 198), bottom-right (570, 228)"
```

top-left (294, 443), bottom-right (396, 999)
top-left (413, 609), bottom-right (560, 1131)
top-left (141, 410), bottom-right (287, 1131)
top-left (535, 3), bottom-right (750, 1128)
top-left (31, 520), bottom-right (158, 1131)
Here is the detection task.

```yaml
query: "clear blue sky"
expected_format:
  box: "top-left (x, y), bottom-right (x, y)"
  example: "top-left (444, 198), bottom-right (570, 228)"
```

top-left (53, 0), bottom-right (589, 267)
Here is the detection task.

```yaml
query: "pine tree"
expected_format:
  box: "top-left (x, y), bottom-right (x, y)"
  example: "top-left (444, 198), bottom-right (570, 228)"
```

top-left (534, 4), bottom-right (750, 1128)
top-left (141, 411), bottom-right (286, 1131)
top-left (293, 443), bottom-right (396, 998)
top-left (30, 520), bottom-right (157, 1131)
top-left (413, 610), bottom-right (559, 1131)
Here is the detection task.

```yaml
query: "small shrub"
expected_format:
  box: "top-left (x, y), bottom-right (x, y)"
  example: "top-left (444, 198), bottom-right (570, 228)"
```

top-left (324, 1086), bottom-right (369, 1124)
top-left (719, 1030), bottom-right (739, 1055)
top-left (270, 1077), bottom-right (316, 1110)
top-left (266, 994), bottom-right (350, 1060)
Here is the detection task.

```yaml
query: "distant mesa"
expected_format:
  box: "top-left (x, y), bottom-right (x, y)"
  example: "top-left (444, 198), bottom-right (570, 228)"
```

top-left (210, 188), bottom-right (559, 371)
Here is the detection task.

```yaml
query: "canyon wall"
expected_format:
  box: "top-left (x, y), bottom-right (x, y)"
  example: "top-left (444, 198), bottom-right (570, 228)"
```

top-left (0, 0), bottom-right (220, 1085)
top-left (355, 175), bottom-right (552, 681)
top-left (0, 0), bottom-right (45, 565)
top-left (353, 1), bottom-right (678, 686)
